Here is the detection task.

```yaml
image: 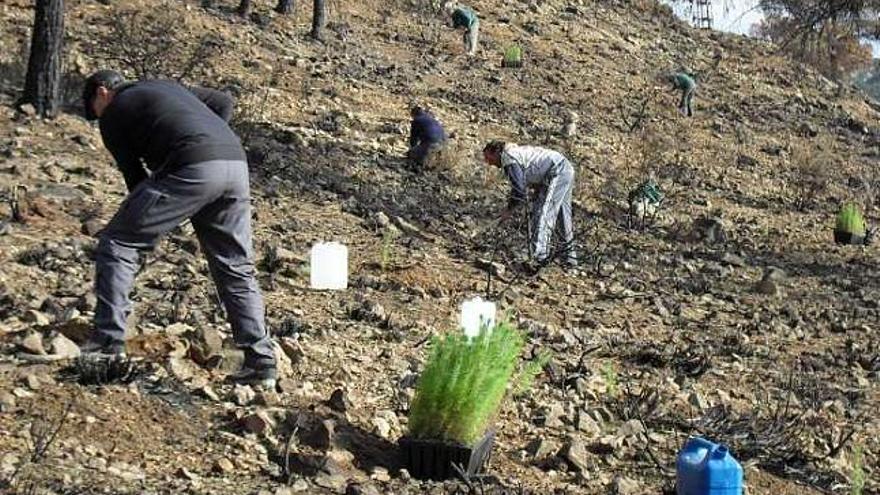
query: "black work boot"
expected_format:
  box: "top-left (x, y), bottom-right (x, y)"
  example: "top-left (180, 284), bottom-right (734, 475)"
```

top-left (228, 365), bottom-right (277, 390)
top-left (80, 337), bottom-right (127, 358)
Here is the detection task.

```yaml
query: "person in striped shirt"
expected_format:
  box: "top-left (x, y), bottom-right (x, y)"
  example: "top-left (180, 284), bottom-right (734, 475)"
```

top-left (483, 141), bottom-right (577, 268)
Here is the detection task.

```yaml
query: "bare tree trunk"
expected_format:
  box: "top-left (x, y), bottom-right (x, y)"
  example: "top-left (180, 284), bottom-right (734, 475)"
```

top-left (237, 0), bottom-right (252, 17)
top-left (23, 0), bottom-right (64, 118)
top-left (276, 0), bottom-right (294, 14)
top-left (311, 0), bottom-right (326, 39)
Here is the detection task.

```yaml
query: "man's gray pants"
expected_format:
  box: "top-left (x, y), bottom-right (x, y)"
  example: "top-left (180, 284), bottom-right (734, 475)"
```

top-left (464, 19), bottom-right (480, 55)
top-left (93, 160), bottom-right (276, 369)
top-left (530, 160), bottom-right (576, 265)
top-left (680, 86), bottom-right (695, 117)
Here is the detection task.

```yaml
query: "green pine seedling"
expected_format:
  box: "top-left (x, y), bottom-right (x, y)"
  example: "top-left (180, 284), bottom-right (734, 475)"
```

top-left (836, 203), bottom-right (866, 235)
top-left (407, 321), bottom-right (544, 446)
top-left (602, 361), bottom-right (619, 396)
top-left (380, 227), bottom-right (398, 271)
top-left (851, 443), bottom-right (865, 495)
top-left (512, 350), bottom-right (551, 397)
top-left (503, 45), bottom-right (523, 68)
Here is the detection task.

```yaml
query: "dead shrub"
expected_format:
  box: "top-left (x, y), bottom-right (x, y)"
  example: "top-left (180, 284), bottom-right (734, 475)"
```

top-left (789, 138), bottom-right (836, 211)
top-left (91, 4), bottom-right (224, 81)
top-left (423, 139), bottom-right (474, 183)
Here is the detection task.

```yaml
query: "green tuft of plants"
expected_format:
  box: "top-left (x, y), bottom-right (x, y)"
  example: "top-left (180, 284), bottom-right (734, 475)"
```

top-left (502, 44), bottom-right (523, 68)
top-left (380, 227), bottom-right (399, 271)
top-left (851, 443), bottom-right (865, 495)
top-left (512, 350), bottom-right (551, 397)
top-left (602, 361), bottom-right (619, 396)
top-left (836, 203), bottom-right (866, 235)
top-left (407, 321), bottom-right (544, 446)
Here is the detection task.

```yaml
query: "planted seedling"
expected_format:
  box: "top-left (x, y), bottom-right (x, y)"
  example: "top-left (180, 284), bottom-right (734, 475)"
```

top-left (502, 44), bottom-right (523, 68)
top-left (834, 203), bottom-right (867, 245)
top-left (402, 320), bottom-right (549, 480)
top-left (380, 227), bottom-right (399, 272)
top-left (602, 361), bottom-right (619, 396)
top-left (851, 443), bottom-right (865, 495)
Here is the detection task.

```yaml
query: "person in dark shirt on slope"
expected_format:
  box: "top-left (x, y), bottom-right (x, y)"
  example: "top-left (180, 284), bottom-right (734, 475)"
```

top-left (407, 106), bottom-right (447, 169)
top-left (80, 69), bottom-right (277, 389)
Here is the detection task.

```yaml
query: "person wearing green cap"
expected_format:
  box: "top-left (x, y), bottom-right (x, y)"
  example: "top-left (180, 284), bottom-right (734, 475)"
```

top-left (446, 3), bottom-right (479, 56)
top-left (669, 71), bottom-right (696, 117)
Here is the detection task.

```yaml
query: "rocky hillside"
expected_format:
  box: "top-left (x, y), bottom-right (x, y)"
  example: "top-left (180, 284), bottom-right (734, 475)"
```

top-left (0, 0), bottom-right (878, 494)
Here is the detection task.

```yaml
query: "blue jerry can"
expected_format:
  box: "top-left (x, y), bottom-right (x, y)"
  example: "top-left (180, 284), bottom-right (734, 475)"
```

top-left (676, 437), bottom-right (743, 495)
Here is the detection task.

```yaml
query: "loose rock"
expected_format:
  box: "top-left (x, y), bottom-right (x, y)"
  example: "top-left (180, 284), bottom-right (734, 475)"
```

top-left (561, 436), bottom-right (591, 472)
top-left (19, 332), bottom-right (46, 355)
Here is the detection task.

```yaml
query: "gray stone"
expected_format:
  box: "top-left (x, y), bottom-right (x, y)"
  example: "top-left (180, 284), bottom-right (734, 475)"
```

top-left (543, 402), bottom-right (566, 428)
top-left (256, 389), bottom-right (281, 407)
top-left (280, 337), bottom-right (305, 364)
top-left (274, 341), bottom-right (294, 378)
top-left (290, 479), bottom-right (310, 492)
top-left (371, 416), bottom-right (391, 439)
top-left (81, 219), bottom-right (103, 237)
top-left (576, 410), bottom-right (602, 436)
top-left (189, 326), bottom-right (224, 365)
top-left (688, 390), bottom-right (710, 410)
top-left (199, 386), bottom-right (220, 402)
top-left (322, 448), bottom-right (355, 476)
top-left (18, 103), bottom-right (36, 116)
top-left (49, 333), bottom-right (80, 358)
top-left (213, 457), bottom-right (234, 473)
top-left (213, 348), bottom-right (246, 373)
top-left (613, 475), bottom-right (643, 495)
top-left (526, 437), bottom-right (559, 460)
top-left (240, 410), bottom-right (276, 435)
top-left (232, 384), bottom-right (256, 406)
top-left (562, 436), bottom-right (591, 472)
top-left (0, 392), bottom-right (16, 412)
top-left (314, 474), bottom-right (347, 493)
top-left (177, 467), bottom-right (199, 480)
top-left (720, 252), bottom-right (746, 267)
top-left (616, 419), bottom-right (645, 438)
top-left (23, 310), bottom-right (50, 326)
top-left (19, 332), bottom-right (45, 355)
top-left (168, 357), bottom-right (195, 381)
top-left (23, 374), bottom-right (41, 391)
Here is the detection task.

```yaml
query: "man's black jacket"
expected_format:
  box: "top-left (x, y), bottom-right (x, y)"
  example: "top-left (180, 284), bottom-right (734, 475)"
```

top-left (98, 80), bottom-right (245, 191)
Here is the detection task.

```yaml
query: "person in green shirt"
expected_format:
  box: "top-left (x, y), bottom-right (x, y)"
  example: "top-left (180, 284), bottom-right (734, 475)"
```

top-left (446, 3), bottom-right (479, 56)
top-left (668, 72), bottom-right (696, 117)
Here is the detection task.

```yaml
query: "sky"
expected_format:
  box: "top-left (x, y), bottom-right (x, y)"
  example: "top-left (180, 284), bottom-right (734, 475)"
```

top-left (662, 0), bottom-right (765, 35)
top-left (661, 0), bottom-right (880, 57)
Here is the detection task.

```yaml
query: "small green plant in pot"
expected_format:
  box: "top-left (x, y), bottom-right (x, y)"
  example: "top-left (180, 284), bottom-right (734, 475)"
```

top-left (401, 320), bottom-right (547, 480)
top-left (502, 44), bottom-right (523, 68)
top-left (834, 203), bottom-right (867, 245)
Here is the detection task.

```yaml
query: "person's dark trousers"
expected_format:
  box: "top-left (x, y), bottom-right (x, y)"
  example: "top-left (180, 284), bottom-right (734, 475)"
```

top-left (93, 159), bottom-right (276, 369)
top-left (407, 141), bottom-right (444, 169)
top-left (680, 86), bottom-right (695, 117)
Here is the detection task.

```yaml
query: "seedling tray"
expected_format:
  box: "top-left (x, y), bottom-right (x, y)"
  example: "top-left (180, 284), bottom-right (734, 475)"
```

top-left (833, 230), bottom-right (865, 246)
top-left (399, 430), bottom-right (495, 480)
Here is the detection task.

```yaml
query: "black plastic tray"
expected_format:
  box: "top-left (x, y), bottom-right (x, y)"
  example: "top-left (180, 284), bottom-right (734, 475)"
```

top-left (399, 430), bottom-right (495, 481)
top-left (834, 230), bottom-right (865, 245)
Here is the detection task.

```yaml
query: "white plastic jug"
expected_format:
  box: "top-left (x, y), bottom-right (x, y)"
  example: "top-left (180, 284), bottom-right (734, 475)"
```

top-left (460, 297), bottom-right (497, 338)
top-left (310, 242), bottom-right (348, 290)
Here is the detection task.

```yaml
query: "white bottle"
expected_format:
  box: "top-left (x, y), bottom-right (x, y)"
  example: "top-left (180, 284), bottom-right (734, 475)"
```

top-left (460, 297), bottom-right (497, 338)
top-left (310, 242), bottom-right (348, 290)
